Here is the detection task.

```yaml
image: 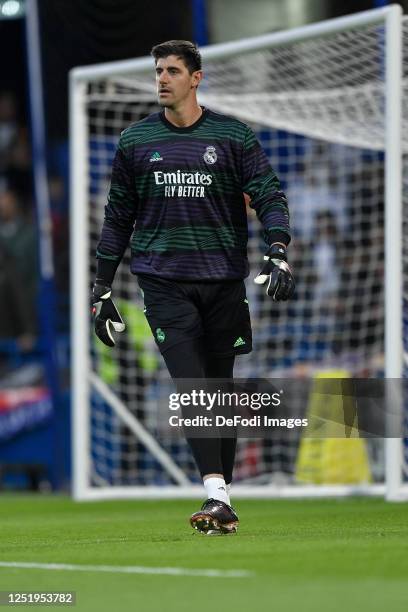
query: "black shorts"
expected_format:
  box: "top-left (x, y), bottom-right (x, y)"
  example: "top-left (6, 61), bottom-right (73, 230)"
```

top-left (137, 274), bottom-right (252, 357)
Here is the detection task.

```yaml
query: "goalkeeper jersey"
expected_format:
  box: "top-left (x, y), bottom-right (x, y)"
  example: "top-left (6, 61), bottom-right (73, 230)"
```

top-left (96, 107), bottom-right (290, 281)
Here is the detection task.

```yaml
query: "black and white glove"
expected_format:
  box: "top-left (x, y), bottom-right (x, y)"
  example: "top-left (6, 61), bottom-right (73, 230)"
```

top-left (254, 244), bottom-right (295, 301)
top-left (91, 284), bottom-right (125, 347)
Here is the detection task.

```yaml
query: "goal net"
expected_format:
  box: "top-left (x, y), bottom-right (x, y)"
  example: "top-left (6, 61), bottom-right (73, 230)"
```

top-left (70, 6), bottom-right (408, 500)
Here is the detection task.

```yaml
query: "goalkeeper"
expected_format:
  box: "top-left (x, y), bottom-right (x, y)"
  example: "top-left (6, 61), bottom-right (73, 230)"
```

top-left (92, 40), bottom-right (294, 535)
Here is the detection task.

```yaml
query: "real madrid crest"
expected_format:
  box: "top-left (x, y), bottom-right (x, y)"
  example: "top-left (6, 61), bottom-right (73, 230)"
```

top-left (203, 146), bottom-right (217, 164)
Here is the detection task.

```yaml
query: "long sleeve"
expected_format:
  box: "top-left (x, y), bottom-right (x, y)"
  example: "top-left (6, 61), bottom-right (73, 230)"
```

top-left (96, 134), bottom-right (138, 284)
top-left (242, 127), bottom-right (290, 247)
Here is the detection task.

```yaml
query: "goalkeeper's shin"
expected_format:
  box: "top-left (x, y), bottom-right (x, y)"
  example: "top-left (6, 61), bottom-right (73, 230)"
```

top-left (92, 285), bottom-right (125, 347)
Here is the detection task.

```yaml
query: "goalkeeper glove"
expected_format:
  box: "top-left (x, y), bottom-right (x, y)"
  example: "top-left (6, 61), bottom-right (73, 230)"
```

top-left (91, 284), bottom-right (125, 347)
top-left (254, 244), bottom-right (295, 300)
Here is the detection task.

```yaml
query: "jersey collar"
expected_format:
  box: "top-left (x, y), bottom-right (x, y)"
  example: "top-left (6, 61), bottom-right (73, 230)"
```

top-left (159, 106), bottom-right (208, 133)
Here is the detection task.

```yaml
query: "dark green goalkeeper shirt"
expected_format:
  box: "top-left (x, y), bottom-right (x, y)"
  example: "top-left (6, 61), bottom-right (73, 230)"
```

top-left (96, 107), bottom-right (290, 281)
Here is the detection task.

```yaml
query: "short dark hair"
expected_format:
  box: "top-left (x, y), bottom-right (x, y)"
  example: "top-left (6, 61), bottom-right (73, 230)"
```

top-left (151, 40), bottom-right (202, 73)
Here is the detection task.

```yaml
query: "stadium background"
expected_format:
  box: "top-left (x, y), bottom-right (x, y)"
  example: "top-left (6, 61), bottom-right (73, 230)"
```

top-left (0, 0), bottom-right (403, 493)
top-left (0, 3), bottom-right (407, 611)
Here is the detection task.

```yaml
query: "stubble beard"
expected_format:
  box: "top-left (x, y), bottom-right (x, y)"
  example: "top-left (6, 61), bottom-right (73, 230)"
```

top-left (157, 94), bottom-right (176, 110)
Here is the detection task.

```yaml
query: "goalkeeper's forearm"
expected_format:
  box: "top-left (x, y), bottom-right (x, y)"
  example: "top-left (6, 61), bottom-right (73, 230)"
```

top-left (95, 256), bottom-right (121, 287)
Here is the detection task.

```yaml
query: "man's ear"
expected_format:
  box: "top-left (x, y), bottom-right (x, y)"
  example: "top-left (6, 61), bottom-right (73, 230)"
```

top-left (191, 70), bottom-right (203, 89)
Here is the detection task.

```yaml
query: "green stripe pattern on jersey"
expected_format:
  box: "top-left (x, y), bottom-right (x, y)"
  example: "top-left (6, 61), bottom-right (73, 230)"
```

top-left (96, 107), bottom-right (290, 280)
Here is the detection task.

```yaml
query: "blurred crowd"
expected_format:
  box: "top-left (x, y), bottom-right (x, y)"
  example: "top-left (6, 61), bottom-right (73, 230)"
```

top-left (0, 91), bottom-right (37, 361)
top-left (0, 90), bottom-right (69, 373)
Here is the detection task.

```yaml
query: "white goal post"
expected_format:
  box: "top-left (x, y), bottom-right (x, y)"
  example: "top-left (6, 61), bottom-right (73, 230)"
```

top-left (70, 5), bottom-right (407, 501)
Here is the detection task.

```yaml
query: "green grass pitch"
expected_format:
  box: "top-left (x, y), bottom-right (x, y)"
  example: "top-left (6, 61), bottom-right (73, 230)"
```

top-left (0, 495), bottom-right (407, 611)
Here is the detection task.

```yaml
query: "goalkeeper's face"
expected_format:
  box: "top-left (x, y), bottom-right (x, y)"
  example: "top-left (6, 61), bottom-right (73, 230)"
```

top-left (155, 55), bottom-right (202, 110)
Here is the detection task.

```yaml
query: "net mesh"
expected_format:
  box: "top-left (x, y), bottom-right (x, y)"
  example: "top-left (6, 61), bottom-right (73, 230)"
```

top-left (82, 18), bottom-right (408, 489)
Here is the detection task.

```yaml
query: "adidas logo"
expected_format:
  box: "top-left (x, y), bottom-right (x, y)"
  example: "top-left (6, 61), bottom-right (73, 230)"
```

top-left (234, 337), bottom-right (246, 348)
top-left (149, 151), bottom-right (163, 162)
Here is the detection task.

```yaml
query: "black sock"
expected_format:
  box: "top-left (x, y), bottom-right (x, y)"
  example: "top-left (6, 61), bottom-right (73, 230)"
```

top-left (205, 354), bottom-right (237, 488)
top-left (162, 339), bottom-right (223, 477)
top-left (221, 437), bottom-right (237, 486)
top-left (162, 341), bottom-right (237, 485)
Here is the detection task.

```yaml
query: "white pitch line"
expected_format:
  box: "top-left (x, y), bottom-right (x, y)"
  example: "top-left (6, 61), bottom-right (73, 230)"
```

top-left (0, 561), bottom-right (253, 579)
